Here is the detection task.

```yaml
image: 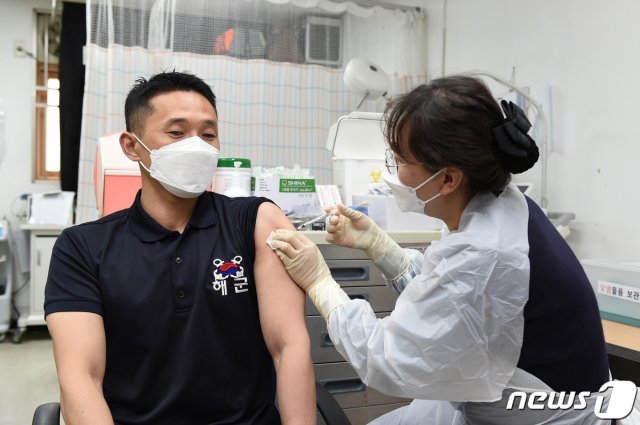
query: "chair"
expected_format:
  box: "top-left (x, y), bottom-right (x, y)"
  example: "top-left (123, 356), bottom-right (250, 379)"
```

top-left (316, 381), bottom-right (352, 425)
top-left (33, 382), bottom-right (352, 425)
top-left (32, 402), bottom-right (60, 425)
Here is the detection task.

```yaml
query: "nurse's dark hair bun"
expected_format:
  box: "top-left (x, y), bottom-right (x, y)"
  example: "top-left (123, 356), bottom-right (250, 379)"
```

top-left (492, 100), bottom-right (539, 174)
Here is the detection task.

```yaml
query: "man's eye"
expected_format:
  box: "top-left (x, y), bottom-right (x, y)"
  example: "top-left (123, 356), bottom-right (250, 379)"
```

top-left (202, 133), bottom-right (217, 139)
top-left (168, 131), bottom-right (183, 137)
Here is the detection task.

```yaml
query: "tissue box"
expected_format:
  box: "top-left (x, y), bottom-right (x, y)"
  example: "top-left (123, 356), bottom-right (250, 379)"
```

top-left (252, 176), bottom-right (322, 217)
top-left (352, 194), bottom-right (443, 231)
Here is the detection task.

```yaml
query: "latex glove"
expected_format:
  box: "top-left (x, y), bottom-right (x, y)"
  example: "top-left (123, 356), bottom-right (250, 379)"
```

top-left (271, 229), bottom-right (350, 320)
top-left (326, 204), bottom-right (412, 281)
top-left (325, 204), bottom-right (376, 251)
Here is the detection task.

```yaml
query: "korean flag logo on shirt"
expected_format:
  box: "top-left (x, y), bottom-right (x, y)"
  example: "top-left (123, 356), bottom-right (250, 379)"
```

top-left (211, 256), bottom-right (249, 296)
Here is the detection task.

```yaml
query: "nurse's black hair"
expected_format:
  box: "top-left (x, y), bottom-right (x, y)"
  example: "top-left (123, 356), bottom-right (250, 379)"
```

top-left (124, 71), bottom-right (217, 133)
top-left (384, 76), bottom-right (539, 194)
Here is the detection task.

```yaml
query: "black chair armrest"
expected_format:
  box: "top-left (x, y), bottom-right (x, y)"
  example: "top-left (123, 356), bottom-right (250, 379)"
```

top-left (32, 402), bottom-right (60, 425)
top-left (316, 382), bottom-right (351, 425)
top-left (34, 385), bottom-right (352, 425)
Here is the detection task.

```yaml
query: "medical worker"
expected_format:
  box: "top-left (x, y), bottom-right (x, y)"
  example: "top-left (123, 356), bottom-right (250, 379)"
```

top-left (271, 76), bottom-right (631, 424)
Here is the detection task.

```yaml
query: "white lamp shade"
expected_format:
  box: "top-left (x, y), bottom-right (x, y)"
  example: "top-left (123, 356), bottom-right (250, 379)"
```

top-left (343, 58), bottom-right (390, 100)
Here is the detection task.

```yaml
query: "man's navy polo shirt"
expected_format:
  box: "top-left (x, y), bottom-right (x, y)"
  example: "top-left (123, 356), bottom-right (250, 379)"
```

top-left (45, 191), bottom-right (281, 425)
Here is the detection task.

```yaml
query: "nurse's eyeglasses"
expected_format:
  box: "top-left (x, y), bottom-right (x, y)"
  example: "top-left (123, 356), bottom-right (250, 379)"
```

top-left (384, 149), bottom-right (425, 175)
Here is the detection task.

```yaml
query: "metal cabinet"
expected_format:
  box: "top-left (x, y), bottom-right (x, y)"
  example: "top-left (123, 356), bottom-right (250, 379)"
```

top-left (15, 225), bottom-right (64, 342)
top-left (29, 234), bottom-right (57, 321)
top-left (0, 220), bottom-right (12, 341)
top-left (309, 243), bottom-right (413, 425)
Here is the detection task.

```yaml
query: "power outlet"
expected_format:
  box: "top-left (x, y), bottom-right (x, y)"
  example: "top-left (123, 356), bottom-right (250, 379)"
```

top-left (14, 40), bottom-right (26, 58)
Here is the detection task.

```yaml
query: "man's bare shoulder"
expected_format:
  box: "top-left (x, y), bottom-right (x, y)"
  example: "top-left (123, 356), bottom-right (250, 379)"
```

top-left (255, 201), bottom-right (291, 227)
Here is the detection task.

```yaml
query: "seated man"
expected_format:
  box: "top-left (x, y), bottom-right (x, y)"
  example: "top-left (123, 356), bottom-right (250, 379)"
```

top-left (45, 71), bottom-right (315, 425)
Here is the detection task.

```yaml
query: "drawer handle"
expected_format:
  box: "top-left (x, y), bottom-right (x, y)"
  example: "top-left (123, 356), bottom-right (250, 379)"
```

top-left (320, 378), bottom-right (366, 394)
top-left (347, 293), bottom-right (368, 301)
top-left (330, 267), bottom-right (369, 281)
top-left (320, 331), bottom-right (333, 347)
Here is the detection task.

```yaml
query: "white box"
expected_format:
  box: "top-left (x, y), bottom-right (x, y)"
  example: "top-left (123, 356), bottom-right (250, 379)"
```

top-left (332, 159), bottom-right (385, 206)
top-left (252, 176), bottom-right (322, 217)
top-left (326, 112), bottom-right (387, 206)
top-left (581, 258), bottom-right (640, 326)
top-left (352, 194), bottom-right (443, 231)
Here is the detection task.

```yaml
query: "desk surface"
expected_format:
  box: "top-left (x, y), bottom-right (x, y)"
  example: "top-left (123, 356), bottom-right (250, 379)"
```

top-left (20, 224), bottom-right (67, 231)
top-left (602, 319), bottom-right (640, 352)
top-left (301, 230), bottom-right (441, 245)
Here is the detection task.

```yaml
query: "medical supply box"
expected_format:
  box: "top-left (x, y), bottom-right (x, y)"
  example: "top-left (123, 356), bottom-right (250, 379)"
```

top-left (252, 175), bottom-right (322, 217)
top-left (581, 259), bottom-right (640, 327)
top-left (327, 111), bottom-right (386, 206)
top-left (328, 111), bottom-right (443, 231)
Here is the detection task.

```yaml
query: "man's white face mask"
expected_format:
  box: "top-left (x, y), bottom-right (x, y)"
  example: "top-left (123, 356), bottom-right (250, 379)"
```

top-left (383, 169), bottom-right (444, 214)
top-left (133, 134), bottom-right (220, 198)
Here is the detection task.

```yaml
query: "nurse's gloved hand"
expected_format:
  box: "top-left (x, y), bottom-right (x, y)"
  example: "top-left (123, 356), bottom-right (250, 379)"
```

top-left (325, 204), bottom-right (377, 251)
top-left (327, 204), bottom-right (412, 281)
top-left (271, 229), bottom-right (350, 321)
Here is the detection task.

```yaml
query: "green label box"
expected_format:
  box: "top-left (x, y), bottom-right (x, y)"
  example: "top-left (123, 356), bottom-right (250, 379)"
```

top-left (279, 179), bottom-right (316, 193)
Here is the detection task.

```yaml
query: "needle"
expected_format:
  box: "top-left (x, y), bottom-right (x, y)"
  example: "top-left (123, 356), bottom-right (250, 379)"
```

top-left (296, 211), bottom-right (337, 230)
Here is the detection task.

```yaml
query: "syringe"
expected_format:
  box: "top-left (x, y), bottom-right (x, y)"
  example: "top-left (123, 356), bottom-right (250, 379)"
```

top-left (296, 211), bottom-right (337, 230)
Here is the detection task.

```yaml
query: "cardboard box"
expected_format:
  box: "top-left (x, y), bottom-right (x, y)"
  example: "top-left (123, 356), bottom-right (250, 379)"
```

top-left (252, 176), bottom-right (322, 217)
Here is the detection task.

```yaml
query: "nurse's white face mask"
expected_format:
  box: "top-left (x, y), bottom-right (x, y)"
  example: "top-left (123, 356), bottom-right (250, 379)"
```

top-left (133, 134), bottom-right (220, 198)
top-left (383, 169), bottom-right (444, 214)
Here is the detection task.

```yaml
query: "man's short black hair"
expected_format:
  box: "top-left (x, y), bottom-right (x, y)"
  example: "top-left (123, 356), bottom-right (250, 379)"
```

top-left (124, 71), bottom-right (217, 133)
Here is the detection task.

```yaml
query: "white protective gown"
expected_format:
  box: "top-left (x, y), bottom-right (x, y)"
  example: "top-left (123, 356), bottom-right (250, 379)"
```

top-left (327, 184), bottom-right (633, 425)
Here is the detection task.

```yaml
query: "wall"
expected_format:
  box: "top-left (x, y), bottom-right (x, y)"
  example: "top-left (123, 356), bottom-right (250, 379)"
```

top-left (1, 0), bottom-right (61, 313)
top-left (421, 0), bottom-right (640, 261)
top-left (1, 0), bottom-right (61, 219)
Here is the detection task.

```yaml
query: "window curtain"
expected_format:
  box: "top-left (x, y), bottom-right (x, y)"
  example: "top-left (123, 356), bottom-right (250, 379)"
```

top-left (59, 1), bottom-right (86, 192)
top-left (76, 0), bottom-right (427, 223)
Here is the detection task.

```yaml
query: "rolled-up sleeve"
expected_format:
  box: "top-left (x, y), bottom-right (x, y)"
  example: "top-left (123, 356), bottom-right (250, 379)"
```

top-left (383, 248), bottom-right (423, 295)
top-left (44, 229), bottom-right (102, 317)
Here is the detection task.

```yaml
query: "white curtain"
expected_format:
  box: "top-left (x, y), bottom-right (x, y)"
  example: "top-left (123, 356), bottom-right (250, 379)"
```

top-left (77, 0), bottom-right (428, 223)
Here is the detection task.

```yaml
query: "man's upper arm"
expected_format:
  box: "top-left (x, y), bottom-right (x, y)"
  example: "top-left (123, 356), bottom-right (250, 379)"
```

top-left (45, 229), bottom-right (107, 386)
top-left (253, 202), bottom-right (309, 356)
top-left (48, 312), bottom-right (107, 385)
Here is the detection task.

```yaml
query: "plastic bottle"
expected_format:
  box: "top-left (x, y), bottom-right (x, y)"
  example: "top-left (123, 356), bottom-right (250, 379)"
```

top-left (213, 158), bottom-right (252, 197)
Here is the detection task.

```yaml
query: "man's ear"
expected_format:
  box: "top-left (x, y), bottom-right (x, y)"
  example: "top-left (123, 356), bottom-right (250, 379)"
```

top-left (120, 131), bottom-right (141, 162)
top-left (440, 167), bottom-right (465, 196)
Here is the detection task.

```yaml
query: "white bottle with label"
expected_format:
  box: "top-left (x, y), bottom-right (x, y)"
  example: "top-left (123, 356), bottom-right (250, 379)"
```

top-left (213, 158), bottom-right (252, 197)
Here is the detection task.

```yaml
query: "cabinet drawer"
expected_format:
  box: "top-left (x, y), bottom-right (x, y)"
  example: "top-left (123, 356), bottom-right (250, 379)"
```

top-left (325, 259), bottom-right (386, 287)
top-left (305, 285), bottom-right (397, 316)
top-left (307, 313), bottom-right (389, 364)
top-left (343, 402), bottom-right (410, 425)
top-left (319, 244), bottom-right (369, 260)
top-left (315, 362), bottom-right (410, 409)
